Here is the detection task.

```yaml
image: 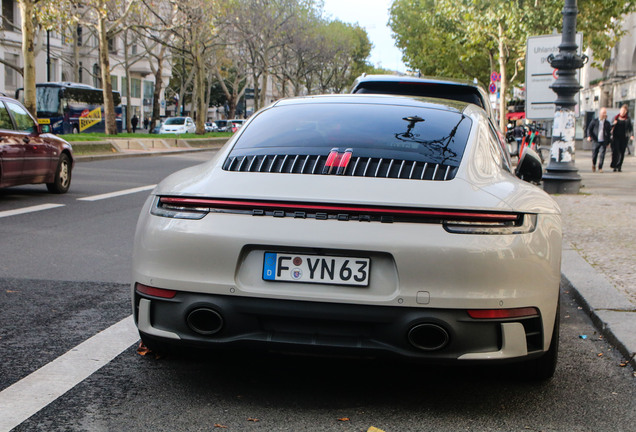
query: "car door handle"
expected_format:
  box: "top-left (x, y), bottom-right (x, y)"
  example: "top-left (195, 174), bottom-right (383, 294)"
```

top-left (22, 137), bottom-right (30, 144)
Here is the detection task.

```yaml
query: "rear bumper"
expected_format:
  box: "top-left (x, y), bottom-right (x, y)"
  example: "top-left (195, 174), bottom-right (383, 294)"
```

top-left (134, 290), bottom-right (548, 363)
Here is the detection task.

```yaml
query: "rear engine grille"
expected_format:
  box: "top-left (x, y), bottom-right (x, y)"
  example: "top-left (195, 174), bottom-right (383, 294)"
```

top-left (223, 154), bottom-right (458, 181)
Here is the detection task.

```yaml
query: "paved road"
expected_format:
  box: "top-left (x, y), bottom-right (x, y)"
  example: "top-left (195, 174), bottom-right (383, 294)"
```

top-left (0, 152), bottom-right (635, 431)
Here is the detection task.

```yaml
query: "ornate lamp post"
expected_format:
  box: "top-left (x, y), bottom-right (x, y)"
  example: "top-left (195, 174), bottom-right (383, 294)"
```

top-left (543, 0), bottom-right (587, 194)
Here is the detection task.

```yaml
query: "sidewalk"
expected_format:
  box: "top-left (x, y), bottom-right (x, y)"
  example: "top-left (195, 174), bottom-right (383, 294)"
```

top-left (76, 145), bottom-right (636, 369)
top-left (554, 150), bottom-right (636, 369)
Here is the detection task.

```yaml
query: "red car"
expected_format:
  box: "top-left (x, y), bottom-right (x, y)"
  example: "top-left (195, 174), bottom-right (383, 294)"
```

top-left (0, 96), bottom-right (73, 193)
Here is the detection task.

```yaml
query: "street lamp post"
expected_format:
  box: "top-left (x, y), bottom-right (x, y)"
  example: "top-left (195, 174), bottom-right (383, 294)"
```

top-left (543, 0), bottom-right (587, 194)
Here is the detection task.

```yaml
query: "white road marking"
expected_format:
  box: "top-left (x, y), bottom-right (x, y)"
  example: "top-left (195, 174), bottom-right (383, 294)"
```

top-left (0, 315), bottom-right (139, 431)
top-left (0, 203), bottom-right (65, 219)
top-left (77, 184), bottom-right (156, 202)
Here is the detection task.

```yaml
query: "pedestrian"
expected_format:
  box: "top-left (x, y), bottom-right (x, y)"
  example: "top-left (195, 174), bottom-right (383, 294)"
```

top-left (610, 104), bottom-right (634, 172)
top-left (131, 115), bottom-right (139, 133)
top-left (143, 117), bottom-right (149, 130)
top-left (586, 107), bottom-right (612, 172)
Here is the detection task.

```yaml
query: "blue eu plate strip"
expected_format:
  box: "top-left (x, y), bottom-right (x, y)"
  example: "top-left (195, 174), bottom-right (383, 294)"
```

top-left (263, 252), bottom-right (277, 280)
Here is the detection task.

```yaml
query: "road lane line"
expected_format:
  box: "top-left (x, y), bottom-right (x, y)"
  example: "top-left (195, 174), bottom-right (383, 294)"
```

top-left (0, 315), bottom-right (139, 431)
top-left (0, 203), bottom-right (65, 219)
top-left (77, 184), bottom-right (156, 202)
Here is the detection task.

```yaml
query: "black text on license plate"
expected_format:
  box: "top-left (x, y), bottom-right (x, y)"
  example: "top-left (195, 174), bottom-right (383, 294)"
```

top-left (263, 253), bottom-right (370, 286)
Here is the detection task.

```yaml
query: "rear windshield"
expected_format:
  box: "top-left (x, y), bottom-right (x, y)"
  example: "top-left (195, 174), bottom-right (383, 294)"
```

top-left (353, 81), bottom-right (485, 109)
top-left (228, 103), bottom-right (471, 167)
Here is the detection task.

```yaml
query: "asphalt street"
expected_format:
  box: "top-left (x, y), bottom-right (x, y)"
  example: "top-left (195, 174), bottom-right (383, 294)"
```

top-left (0, 150), bottom-right (634, 431)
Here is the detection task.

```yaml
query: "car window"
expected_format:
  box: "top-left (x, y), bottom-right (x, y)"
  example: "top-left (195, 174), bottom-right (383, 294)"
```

top-left (5, 101), bottom-right (36, 133)
top-left (353, 81), bottom-right (485, 109)
top-left (165, 117), bottom-right (185, 125)
top-left (228, 103), bottom-right (471, 167)
top-left (0, 102), bottom-right (14, 130)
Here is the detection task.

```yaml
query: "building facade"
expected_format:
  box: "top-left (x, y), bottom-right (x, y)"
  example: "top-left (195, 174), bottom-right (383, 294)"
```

top-left (0, 0), bottom-right (171, 126)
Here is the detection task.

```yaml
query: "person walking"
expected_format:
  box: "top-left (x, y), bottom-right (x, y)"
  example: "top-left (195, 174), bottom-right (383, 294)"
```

top-left (131, 115), bottom-right (139, 133)
top-left (586, 107), bottom-right (612, 172)
top-left (610, 104), bottom-right (634, 172)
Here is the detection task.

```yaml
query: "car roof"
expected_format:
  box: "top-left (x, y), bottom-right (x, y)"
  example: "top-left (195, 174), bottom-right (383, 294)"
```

top-left (352, 74), bottom-right (481, 88)
top-left (271, 93), bottom-right (472, 114)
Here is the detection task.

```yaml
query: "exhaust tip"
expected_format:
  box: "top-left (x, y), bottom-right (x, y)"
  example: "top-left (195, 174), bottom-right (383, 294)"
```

top-left (187, 308), bottom-right (224, 335)
top-left (408, 323), bottom-right (450, 351)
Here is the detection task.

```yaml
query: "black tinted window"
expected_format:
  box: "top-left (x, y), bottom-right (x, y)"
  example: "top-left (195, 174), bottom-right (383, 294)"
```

top-left (353, 82), bottom-right (485, 109)
top-left (229, 103), bottom-right (471, 167)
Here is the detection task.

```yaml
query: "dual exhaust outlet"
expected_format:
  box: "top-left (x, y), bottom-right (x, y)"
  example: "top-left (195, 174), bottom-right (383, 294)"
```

top-left (186, 307), bottom-right (449, 352)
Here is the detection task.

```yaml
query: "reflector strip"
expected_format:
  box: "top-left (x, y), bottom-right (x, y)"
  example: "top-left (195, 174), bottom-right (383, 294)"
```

top-left (467, 307), bottom-right (539, 319)
top-left (159, 197), bottom-right (520, 222)
top-left (136, 283), bottom-right (177, 299)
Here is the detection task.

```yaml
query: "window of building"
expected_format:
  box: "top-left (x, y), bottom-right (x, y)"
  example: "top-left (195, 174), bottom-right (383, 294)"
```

top-left (108, 37), bottom-right (117, 54)
top-left (143, 80), bottom-right (155, 98)
top-left (131, 44), bottom-right (138, 55)
top-left (131, 78), bottom-right (141, 98)
top-left (4, 53), bottom-right (19, 89)
top-left (111, 75), bottom-right (118, 91)
top-left (121, 77), bottom-right (128, 97)
top-left (2, 0), bottom-right (15, 31)
top-left (93, 63), bottom-right (100, 88)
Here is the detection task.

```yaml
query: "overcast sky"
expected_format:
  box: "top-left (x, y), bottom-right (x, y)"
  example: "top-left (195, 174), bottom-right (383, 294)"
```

top-left (321, 0), bottom-right (408, 73)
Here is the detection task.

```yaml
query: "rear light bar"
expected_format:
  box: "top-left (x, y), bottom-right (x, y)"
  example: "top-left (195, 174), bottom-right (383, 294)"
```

top-left (136, 283), bottom-right (177, 299)
top-left (151, 196), bottom-right (537, 234)
top-left (467, 307), bottom-right (539, 319)
top-left (156, 196), bottom-right (520, 223)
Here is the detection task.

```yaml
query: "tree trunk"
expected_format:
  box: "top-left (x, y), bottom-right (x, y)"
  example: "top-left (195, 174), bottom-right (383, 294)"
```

top-left (19, 0), bottom-right (37, 116)
top-left (150, 51), bottom-right (164, 132)
top-left (73, 24), bottom-right (80, 81)
top-left (97, 17), bottom-right (117, 135)
top-left (194, 54), bottom-right (206, 134)
top-left (498, 22), bottom-right (507, 133)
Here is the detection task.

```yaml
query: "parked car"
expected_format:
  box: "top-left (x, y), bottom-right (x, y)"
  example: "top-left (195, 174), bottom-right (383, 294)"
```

top-left (205, 122), bottom-right (218, 133)
top-left (227, 119), bottom-right (245, 133)
top-left (0, 95), bottom-right (73, 193)
top-left (351, 74), bottom-right (496, 126)
top-left (132, 94), bottom-right (561, 380)
top-left (214, 120), bottom-right (229, 132)
top-left (159, 116), bottom-right (196, 134)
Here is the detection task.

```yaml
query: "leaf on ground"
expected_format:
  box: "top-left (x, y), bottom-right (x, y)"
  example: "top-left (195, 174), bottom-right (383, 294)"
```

top-left (6, 290), bottom-right (18, 293)
top-left (214, 424), bottom-right (228, 429)
top-left (247, 418), bottom-right (259, 422)
top-left (367, 427), bottom-right (386, 432)
top-left (597, 353), bottom-right (604, 357)
top-left (338, 418), bottom-right (350, 422)
top-left (136, 341), bottom-right (151, 356)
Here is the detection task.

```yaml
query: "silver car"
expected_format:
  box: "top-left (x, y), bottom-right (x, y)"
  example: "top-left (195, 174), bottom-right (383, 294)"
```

top-left (132, 94), bottom-right (561, 380)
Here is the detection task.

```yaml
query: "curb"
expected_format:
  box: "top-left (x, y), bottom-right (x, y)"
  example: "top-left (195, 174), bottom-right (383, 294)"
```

top-left (561, 243), bottom-right (636, 370)
top-left (74, 145), bottom-right (223, 162)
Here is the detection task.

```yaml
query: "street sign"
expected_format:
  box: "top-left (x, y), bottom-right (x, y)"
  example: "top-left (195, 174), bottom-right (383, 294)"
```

top-left (489, 83), bottom-right (497, 94)
top-left (525, 33), bottom-right (583, 120)
top-left (490, 71), bottom-right (501, 82)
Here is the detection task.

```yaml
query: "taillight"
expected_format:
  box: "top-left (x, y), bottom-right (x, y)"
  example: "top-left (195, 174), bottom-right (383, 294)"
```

top-left (151, 196), bottom-right (209, 219)
top-left (136, 283), bottom-right (177, 299)
top-left (443, 214), bottom-right (537, 235)
top-left (467, 307), bottom-right (539, 319)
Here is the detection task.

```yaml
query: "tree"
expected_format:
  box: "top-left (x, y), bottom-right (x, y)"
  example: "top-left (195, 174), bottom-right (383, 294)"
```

top-left (69, 0), bottom-right (137, 134)
top-left (389, 0), bottom-right (636, 130)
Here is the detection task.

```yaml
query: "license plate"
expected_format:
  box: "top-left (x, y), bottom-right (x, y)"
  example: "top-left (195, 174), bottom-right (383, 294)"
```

top-left (263, 252), bottom-right (370, 287)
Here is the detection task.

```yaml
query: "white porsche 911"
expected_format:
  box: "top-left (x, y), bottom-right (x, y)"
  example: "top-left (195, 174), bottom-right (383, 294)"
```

top-left (132, 94), bottom-right (562, 380)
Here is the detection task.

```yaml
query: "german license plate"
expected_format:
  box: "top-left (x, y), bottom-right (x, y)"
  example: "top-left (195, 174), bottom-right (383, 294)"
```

top-left (263, 252), bottom-right (370, 287)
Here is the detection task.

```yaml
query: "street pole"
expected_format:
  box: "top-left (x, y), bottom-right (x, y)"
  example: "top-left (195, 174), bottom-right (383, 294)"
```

top-left (46, 30), bottom-right (51, 82)
top-left (543, 0), bottom-right (587, 194)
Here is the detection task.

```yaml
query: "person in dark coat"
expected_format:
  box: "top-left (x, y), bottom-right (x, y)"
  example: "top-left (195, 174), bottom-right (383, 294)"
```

top-left (586, 107), bottom-right (612, 172)
top-left (131, 115), bottom-right (139, 133)
top-left (610, 104), bottom-right (634, 172)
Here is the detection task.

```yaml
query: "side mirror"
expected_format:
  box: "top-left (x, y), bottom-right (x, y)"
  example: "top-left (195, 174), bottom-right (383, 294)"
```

top-left (515, 147), bottom-right (543, 183)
